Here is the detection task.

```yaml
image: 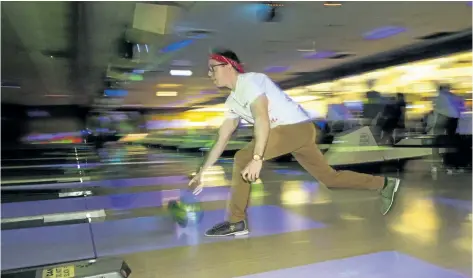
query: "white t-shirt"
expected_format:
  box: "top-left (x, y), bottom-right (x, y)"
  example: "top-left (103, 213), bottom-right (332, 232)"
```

top-left (224, 73), bottom-right (311, 128)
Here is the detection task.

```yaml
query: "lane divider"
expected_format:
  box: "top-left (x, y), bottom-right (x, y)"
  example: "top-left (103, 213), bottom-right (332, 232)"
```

top-left (2, 209), bottom-right (107, 230)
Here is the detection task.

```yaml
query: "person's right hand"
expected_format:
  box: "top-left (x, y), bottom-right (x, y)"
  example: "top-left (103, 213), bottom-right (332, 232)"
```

top-left (188, 172), bottom-right (203, 195)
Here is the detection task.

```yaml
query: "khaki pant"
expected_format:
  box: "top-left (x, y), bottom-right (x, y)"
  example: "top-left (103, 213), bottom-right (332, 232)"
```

top-left (229, 122), bottom-right (385, 222)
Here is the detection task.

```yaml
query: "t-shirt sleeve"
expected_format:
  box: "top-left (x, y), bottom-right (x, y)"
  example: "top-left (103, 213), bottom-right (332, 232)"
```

top-left (241, 75), bottom-right (266, 106)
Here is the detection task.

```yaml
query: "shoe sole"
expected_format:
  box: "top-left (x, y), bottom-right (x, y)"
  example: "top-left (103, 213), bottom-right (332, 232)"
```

top-left (382, 179), bottom-right (401, 216)
top-left (204, 230), bottom-right (249, 237)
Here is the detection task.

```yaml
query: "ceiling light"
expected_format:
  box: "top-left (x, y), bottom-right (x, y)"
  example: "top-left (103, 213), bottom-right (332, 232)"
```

top-left (297, 41), bottom-right (317, 52)
top-left (297, 48), bottom-right (315, 52)
top-left (157, 84), bottom-right (182, 88)
top-left (324, 2), bottom-right (342, 6)
top-left (170, 70), bottom-right (192, 76)
top-left (156, 91), bottom-right (178, 97)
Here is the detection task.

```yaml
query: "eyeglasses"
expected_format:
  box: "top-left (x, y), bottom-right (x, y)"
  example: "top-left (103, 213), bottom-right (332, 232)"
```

top-left (208, 63), bottom-right (227, 73)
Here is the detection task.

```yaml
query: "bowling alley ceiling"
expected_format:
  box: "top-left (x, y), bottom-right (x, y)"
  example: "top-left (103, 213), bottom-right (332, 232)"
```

top-left (1, 1), bottom-right (472, 107)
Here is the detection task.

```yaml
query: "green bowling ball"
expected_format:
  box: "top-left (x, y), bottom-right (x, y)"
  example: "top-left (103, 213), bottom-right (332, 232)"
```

top-left (167, 197), bottom-right (204, 228)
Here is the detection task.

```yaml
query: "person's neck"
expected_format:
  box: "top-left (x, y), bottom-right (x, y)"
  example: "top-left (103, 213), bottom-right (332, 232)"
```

top-left (227, 72), bottom-right (241, 91)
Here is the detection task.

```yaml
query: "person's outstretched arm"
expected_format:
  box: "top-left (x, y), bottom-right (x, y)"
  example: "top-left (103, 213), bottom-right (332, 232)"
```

top-left (189, 117), bottom-right (240, 194)
top-left (198, 117), bottom-right (240, 172)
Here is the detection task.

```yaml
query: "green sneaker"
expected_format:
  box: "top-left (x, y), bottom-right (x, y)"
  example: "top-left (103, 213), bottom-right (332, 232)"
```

top-left (380, 177), bottom-right (401, 215)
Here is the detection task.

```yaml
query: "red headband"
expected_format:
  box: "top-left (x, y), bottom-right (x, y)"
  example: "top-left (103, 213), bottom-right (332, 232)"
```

top-left (210, 54), bottom-right (245, 73)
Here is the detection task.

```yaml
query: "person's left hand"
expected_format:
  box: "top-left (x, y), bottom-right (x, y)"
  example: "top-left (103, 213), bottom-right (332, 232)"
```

top-left (241, 160), bottom-right (263, 182)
